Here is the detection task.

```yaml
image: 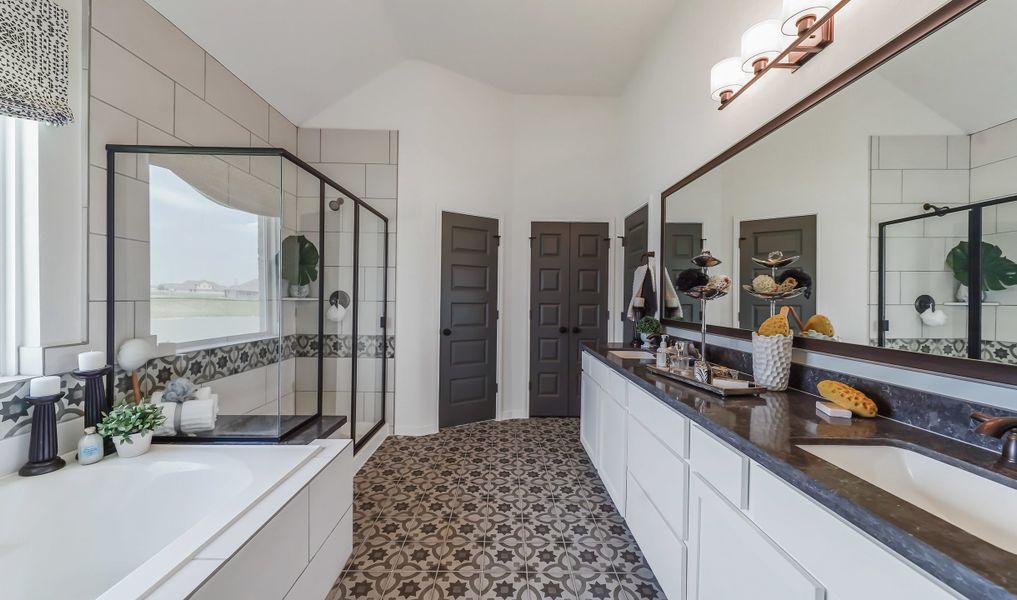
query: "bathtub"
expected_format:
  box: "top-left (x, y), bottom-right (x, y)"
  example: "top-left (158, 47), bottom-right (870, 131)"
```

top-left (0, 441), bottom-right (352, 600)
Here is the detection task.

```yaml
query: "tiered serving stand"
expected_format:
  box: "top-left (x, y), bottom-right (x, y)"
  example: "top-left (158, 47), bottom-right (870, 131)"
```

top-left (742, 251), bottom-right (807, 318)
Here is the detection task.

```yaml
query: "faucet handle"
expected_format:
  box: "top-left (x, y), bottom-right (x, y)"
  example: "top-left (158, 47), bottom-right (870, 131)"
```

top-left (971, 411), bottom-right (1017, 438)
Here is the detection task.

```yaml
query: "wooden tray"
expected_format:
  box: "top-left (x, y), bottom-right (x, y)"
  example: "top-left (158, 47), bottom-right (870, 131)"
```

top-left (645, 364), bottom-right (767, 397)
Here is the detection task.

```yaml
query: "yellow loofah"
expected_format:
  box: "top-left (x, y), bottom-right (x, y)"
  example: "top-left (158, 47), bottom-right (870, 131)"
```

top-left (758, 314), bottom-right (791, 337)
top-left (803, 314), bottom-right (835, 337)
top-left (752, 275), bottom-right (777, 293)
top-left (817, 380), bottom-right (878, 417)
top-left (776, 277), bottom-right (797, 293)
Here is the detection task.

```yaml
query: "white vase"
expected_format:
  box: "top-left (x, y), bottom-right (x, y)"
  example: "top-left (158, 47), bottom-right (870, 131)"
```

top-left (955, 283), bottom-right (987, 302)
top-left (289, 284), bottom-right (310, 298)
top-left (640, 333), bottom-right (653, 349)
top-left (113, 431), bottom-right (153, 458)
top-left (751, 333), bottom-right (793, 391)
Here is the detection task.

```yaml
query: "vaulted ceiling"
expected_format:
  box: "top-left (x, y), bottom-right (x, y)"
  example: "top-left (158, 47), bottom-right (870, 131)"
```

top-left (146, 0), bottom-right (678, 124)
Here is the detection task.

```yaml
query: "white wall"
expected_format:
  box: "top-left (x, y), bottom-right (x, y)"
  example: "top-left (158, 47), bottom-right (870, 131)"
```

top-left (306, 62), bottom-right (625, 433)
top-left (621, 0), bottom-right (952, 262)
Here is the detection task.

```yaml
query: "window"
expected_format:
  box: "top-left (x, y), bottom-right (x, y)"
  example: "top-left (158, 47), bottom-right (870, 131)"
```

top-left (0, 116), bottom-right (38, 376)
top-left (147, 163), bottom-right (280, 348)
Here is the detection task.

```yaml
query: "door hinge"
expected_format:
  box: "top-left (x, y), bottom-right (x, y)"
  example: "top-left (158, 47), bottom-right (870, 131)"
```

top-left (879, 320), bottom-right (890, 332)
top-left (495, 382), bottom-right (499, 394)
top-left (604, 237), bottom-right (611, 248)
top-left (493, 234), bottom-right (501, 247)
top-left (617, 235), bottom-right (625, 247)
top-left (496, 310), bottom-right (500, 320)
top-left (380, 316), bottom-right (386, 328)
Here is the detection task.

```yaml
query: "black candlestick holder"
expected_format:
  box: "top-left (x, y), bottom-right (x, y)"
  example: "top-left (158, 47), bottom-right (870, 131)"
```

top-left (19, 392), bottom-right (66, 477)
top-left (73, 366), bottom-right (114, 456)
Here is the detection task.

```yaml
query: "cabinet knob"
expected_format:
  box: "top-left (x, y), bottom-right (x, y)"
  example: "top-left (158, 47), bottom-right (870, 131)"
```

top-left (559, 326), bottom-right (568, 334)
top-left (442, 328), bottom-right (452, 336)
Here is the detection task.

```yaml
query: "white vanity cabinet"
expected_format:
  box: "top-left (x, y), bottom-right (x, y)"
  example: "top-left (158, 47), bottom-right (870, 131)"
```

top-left (688, 473), bottom-right (824, 600)
top-left (577, 350), bottom-right (963, 600)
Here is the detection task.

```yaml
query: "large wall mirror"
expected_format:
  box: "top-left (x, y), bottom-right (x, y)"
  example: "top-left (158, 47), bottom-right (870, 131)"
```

top-left (661, 0), bottom-right (1017, 383)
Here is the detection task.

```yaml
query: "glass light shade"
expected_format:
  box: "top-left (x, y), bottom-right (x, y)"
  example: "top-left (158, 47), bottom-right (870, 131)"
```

top-left (710, 57), bottom-right (748, 101)
top-left (741, 19), bottom-right (784, 73)
top-left (781, 0), bottom-right (835, 35)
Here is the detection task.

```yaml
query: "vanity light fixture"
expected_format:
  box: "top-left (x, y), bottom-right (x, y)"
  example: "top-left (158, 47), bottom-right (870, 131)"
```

top-left (714, 0), bottom-right (848, 109)
top-left (710, 57), bottom-right (750, 104)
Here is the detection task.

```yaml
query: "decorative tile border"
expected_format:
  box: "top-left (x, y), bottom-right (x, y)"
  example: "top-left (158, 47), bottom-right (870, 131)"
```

top-left (1, 333), bottom-right (396, 439)
top-left (881, 338), bottom-right (1017, 365)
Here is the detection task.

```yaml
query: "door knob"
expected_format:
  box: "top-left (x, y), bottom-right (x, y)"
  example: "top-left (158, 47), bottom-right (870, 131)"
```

top-left (442, 328), bottom-right (452, 336)
top-left (572, 327), bottom-right (581, 334)
top-left (559, 327), bottom-right (568, 334)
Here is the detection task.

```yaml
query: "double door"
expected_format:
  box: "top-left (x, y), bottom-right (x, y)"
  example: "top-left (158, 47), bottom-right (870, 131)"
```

top-left (529, 222), bottom-right (609, 417)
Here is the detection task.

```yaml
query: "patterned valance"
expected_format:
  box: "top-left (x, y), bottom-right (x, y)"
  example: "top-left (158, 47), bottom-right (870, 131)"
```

top-left (0, 0), bottom-right (74, 126)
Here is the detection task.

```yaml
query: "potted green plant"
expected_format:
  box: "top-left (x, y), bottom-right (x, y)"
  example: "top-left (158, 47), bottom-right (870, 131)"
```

top-left (280, 235), bottom-right (320, 298)
top-left (97, 402), bottom-right (166, 458)
top-left (945, 241), bottom-right (1017, 301)
top-left (635, 316), bottom-right (662, 348)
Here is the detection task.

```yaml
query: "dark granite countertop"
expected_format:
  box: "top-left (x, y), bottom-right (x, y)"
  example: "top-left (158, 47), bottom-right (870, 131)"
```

top-left (583, 343), bottom-right (1017, 599)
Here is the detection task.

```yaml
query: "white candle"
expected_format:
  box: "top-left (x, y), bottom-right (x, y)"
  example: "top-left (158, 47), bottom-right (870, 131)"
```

top-left (78, 350), bottom-right (106, 371)
top-left (29, 376), bottom-right (61, 397)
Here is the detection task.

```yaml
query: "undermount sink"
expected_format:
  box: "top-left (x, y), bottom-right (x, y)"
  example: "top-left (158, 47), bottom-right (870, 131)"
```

top-left (798, 444), bottom-right (1017, 555)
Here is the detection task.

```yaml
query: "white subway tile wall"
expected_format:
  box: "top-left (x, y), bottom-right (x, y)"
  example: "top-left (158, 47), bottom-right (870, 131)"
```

top-left (870, 128), bottom-right (1017, 350)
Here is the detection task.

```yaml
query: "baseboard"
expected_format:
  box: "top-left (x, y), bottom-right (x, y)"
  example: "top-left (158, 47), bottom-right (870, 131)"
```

top-left (393, 422), bottom-right (438, 437)
top-left (498, 409), bottom-right (528, 421)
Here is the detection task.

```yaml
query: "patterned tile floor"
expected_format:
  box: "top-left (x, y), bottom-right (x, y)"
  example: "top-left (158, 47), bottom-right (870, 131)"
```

top-left (327, 418), bottom-right (667, 599)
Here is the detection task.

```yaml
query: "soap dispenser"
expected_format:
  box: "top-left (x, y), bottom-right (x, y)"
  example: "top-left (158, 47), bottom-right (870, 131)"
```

top-left (77, 427), bottom-right (104, 466)
top-left (657, 337), bottom-right (669, 368)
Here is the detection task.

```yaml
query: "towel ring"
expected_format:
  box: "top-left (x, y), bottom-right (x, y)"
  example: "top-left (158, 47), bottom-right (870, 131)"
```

top-left (914, 294), bottom-right (935, 314)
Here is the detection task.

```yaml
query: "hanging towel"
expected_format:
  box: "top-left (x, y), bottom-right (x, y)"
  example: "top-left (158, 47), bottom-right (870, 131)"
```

top-left (662, 267), bottom-right (683, 320)
top-left (626, 265), bottom-right (659, 320)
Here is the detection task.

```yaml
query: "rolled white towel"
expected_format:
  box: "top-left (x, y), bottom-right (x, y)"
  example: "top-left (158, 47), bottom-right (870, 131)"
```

top-left (153, 396), bottom-right (218, 435)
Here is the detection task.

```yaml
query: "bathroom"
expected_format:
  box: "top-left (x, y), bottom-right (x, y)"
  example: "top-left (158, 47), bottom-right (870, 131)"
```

top-left (0, 0), bottom-right (1015, 598)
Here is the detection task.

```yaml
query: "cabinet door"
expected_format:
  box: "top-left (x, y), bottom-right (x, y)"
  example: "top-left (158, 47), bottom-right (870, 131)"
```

top-left (688, 474), bottom-right (824, 600)
top-left (580, 373), bottom-right (599, 466)
top-left (597, 389), bottom-right (627, 513)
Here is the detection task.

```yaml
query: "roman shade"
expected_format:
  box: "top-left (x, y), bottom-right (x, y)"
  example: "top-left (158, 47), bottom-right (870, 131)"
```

top-left (0, 0), bottom-right (74, 125)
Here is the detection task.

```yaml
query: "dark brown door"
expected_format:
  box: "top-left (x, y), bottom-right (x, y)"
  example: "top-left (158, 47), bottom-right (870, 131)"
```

top-left (529, 222), bottom-right (609, 417)
top-left (439, 212), bottom-right (499, 428)
top-left (738, 215), bottom-right (817, 330)
top-left (622, 206), bottom-right (648, 341)
top-left (664, 222), bottom-right (704, 322)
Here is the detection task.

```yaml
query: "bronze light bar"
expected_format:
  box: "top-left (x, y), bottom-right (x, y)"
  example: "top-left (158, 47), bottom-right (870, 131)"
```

top-left (719, 0), bottom-right (850, 110)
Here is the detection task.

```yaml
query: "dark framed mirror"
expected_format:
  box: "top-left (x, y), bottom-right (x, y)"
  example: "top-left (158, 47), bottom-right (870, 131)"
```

top-left (659, 0), bottom-right (1017, 386)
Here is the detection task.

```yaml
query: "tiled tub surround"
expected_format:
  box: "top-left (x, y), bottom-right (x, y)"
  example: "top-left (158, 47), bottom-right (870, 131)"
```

top-left (330, 418), bottom-right (665, 600)
top-left (0, 333), bottom-right (392, 443)
top-left (870, 131), bottom-right (1017, 348)
top-left (585, 343), bottom-right (1017, 599)
top-left (882, 338), bottom-right (1017, 365)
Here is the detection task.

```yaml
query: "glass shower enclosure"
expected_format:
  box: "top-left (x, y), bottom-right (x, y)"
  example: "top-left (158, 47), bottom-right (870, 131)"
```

top-left (105, 145), bottom-right (388, 450)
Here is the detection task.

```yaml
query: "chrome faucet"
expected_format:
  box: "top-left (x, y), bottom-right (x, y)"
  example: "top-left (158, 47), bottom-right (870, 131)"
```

top-left (971, 411), bottom-right (1017, 468)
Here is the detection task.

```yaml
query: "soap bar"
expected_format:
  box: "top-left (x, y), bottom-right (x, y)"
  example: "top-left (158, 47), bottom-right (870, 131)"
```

top-left (816, 401), bottom-right (852, 419)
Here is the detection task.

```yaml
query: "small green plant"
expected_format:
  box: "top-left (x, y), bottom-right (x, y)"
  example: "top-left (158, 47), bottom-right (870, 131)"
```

top-left (635, 316), bottom-right (661, 335)
top-left (96, 402), bottom-right (166, 444)
top-left (946, 241), bottom-right (1017, 292)
top-left (280, 235), bottom-right (320, 286)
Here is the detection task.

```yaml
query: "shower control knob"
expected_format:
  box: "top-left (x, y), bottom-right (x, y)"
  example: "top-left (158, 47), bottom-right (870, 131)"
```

top-left (442, 328), bottom-right (452, 336)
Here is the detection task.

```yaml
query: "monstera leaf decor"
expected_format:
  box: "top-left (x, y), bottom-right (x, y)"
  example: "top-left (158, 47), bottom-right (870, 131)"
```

top-left (280, 235), bottom-right (320, 286)
top-left (945, 241), bottom-right (1017, 292)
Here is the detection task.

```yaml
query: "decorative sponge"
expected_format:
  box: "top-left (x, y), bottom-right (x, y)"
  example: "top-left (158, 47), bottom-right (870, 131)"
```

top-left (776, 277), bottom-right (798, 293)
top-left (758, 314), bottom-right (791, 337)
top-left (803, 314), bottom-right (835, 337)
top-left (752, 275), bottom-right (777, 293)
top-left (817, 380), bottom-right (878, 417)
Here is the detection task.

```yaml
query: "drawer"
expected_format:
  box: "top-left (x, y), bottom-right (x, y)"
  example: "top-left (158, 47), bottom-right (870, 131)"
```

top-left (747, 464), bottom-right (958, 600)
top-left (627, 382), bottom-right (689, 459)
top-left (285, 507), bottom-right (354, 600)
top-left (626, 473), bottom-right (687, 600)
top-left (627, 415), bottom-right (689, 538)
top-left (591, 358), bottom-right (627, 406)
top-left (689, 425), bottom-right (747, 508)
